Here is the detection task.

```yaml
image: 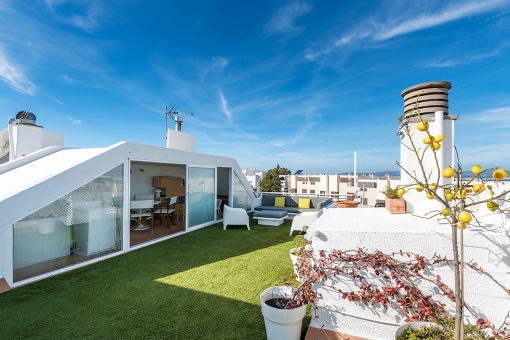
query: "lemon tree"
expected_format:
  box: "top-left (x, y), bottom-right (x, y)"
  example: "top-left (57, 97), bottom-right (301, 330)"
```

top-left (397, 98), bottom-right (510, 340)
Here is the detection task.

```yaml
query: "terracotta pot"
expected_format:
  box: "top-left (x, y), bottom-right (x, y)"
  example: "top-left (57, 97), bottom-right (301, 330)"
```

top-left (385, 196), bottom-right (406, 214)
top-left (336, 200), bottom-right (360, 208)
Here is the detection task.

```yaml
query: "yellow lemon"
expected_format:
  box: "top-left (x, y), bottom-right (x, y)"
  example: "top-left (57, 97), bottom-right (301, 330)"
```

top-left (397, 188), bottom-right (406, 196)
top-left (457, 223), bottom-right (466, 229)
top-left (442, 167), bottom-right (455, 178)
top-left (458, 211), bottom-right (472, 224)
top-left (493, 169), bottom-right (507, 181)
top-left (454, 190), bottom-right (467, 199)
top-left (426, 192), bottom-right (434, 199)
top-left (430, 184), bottom-right (436, 190)
top-left (432, 142), bottom-right (441, 150)
top-left (423, 135), bottom-right (434, 144)
top-left (416, 185), bottom-right (424, 192)
top-left (417, 121), bottom-right (429, 131)
top-left (473, 184), bottom-right (485, 194)
top-left (435, 134), bottom-right (445, 142)
top-left (487, 200), bottom-right (499, 212)
top-left (446, 193), bottom-right (454, 200)
top-left (472, 165), bottom-right (482, 175)
top-left (442, 208), bottom-right (449, 216)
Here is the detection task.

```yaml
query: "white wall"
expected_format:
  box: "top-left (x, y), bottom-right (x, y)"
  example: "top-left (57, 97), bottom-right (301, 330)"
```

top-left (167, 129), bottom-right (195, 152)
top-left (310, 208), bottom-right (510, 339)
top-left (217, 167), bottom-right (230, 196)
top-left (41, 130), bottom-right (64, 148)
top-left (11, 124), bottom-right (42, 158)
top-left (130, 162), bottom-right (185, 200)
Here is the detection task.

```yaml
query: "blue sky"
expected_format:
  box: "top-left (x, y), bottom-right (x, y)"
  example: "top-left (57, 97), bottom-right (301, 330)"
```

top-left (1, 0), bottom-right (509, 174)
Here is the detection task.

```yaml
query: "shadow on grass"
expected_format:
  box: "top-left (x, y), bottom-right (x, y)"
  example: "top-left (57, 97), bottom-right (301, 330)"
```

top-left (0, 213), bottom-right (310, 339)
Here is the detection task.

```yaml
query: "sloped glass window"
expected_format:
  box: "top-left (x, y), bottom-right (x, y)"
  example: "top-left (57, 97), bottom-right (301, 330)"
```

top-left (13, 164), bottom-right (124, 282)
top-left (232, 171), bottom-right (252, 211)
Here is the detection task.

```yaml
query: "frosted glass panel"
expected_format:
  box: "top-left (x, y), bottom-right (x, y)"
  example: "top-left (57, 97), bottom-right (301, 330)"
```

top-left (188, 167), bottom-right (215, 228)
top-left (13, 164), bottom-right (124, 282)
top-left (233, 171), bottom-right (251, 211)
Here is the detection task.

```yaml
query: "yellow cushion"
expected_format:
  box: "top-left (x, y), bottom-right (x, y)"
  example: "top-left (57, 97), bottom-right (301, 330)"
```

top-left (274, 197), bottom-right (285, 207)
top-left (298, 198), bottom-right (311, 209)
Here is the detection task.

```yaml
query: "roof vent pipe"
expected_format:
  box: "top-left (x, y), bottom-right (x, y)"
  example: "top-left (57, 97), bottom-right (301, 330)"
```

top-left (7, 118), bottom-right (15, 161)
top-left (175, 116), bottom-right (182, 132)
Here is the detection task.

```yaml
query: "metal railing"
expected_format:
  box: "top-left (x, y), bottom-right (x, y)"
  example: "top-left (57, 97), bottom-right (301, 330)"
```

top-left (255, 192), bottom-right (351, 200)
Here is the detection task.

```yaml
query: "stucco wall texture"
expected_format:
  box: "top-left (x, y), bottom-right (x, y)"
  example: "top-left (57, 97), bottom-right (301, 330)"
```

top-left (309, 208), bottom-right (510, 340)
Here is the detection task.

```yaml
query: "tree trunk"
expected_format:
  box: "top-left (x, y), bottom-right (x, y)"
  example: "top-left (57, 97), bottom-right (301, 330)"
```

top-left (451, 224), bottom-right (462, 340)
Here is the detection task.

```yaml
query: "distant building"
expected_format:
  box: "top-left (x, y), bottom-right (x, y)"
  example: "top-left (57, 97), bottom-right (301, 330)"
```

top-left (281, 173), bottom-right (401, 206)
top-left (242, 169), bottom-right (267, 192)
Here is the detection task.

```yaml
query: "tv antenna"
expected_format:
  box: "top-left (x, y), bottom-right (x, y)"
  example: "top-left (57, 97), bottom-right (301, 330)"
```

top-left (165, 104), bottom-right (194, 139)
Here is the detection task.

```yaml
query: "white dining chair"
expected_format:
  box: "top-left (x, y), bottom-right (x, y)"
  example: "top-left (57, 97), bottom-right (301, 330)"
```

top-left (130, 200), bottom-right (154, 232)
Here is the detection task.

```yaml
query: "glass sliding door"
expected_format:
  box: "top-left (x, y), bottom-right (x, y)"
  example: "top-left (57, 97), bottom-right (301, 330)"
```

top-left (12, 164), bottom-right (124, 282)
top-left (232, 170), bottom-right (252, 211)
top-left (187, 167), bottom-right (216, 228)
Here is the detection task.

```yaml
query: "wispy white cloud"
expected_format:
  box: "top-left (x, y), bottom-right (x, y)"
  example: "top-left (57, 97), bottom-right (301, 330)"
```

top-left (307, 0), bottom-right (509, 62)
top-left (218, 88), bottom-right (233, 123)
top-left (0, 46), bottom-right (36, 95)
top-left (53, 98), bottom-right (64, 105)
top-left (200, 56), bottom-right (228, 83)
top-left (463, 106), bottom-right (510, 128)
top-left (69, 117), bottom-right (82, 124)
top-left (60, 74), bottom-right (75, 84)
top-left (265, 1), bottom-right (312, 36)
top-left (419, 49), bottom-right (501, 67)
top-left (374, 0), bottom-right (508, 41)
top-left (271, 141), bottom-right (287, 146)
top-left (47, 0), bottom-right (103, 31)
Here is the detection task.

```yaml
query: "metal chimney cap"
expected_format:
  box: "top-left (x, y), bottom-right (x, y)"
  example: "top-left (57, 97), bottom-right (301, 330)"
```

top-left (401, 81), bottom-right (451, 97)
top-left (16, 111), bottom-right (36, 124)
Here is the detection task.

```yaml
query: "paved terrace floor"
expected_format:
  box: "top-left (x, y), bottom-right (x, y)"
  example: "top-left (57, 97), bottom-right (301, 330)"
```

top-left (0, 213), bottom-right (311, 340)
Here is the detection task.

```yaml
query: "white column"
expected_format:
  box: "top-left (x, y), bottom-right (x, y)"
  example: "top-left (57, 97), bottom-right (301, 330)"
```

top-left (435, 111), bottom-right (444, 186)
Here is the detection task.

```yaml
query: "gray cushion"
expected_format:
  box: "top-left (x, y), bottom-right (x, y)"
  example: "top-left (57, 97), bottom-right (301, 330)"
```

top-left (287, 208), bottom-right (300, 214)
top-left (254, 210), bottom-right (288, 219)
top-left (261, 195), bottom-right (290, 207)
top-left (261, 195), bottom-right (276, 206)
top-left (254, 206), bottom-right (291, 212)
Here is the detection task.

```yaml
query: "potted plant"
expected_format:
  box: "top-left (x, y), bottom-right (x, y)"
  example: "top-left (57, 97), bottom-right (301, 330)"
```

top-left (395, 317), bottom-right (492, 339)
top-left (260, 286), bottom-right (308, 340)
top-left (336, 194), bottom-right (361, 208)
top-left (289, 247), bottom-right (303, 282)
top-left (382, 185), bottom-right (406, 214)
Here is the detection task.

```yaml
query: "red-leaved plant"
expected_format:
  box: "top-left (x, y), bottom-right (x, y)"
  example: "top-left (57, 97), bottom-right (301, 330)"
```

top-left (282, 237), bottom-right (510, 339)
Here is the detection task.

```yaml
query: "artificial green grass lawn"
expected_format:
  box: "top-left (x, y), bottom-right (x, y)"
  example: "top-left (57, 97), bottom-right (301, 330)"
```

top-left (0, 213), bottom-right (310, 339)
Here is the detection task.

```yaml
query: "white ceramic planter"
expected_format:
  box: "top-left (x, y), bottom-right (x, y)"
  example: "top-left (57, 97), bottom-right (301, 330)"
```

top-left (395, 322), bottom-right (435, 338)
top-left (289, 248), bottom-right (303, 282)
top-left (260, 286), bottom-right (307, 340)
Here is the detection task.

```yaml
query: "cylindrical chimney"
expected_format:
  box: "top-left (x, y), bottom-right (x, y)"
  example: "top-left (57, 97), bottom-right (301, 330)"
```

top-left (398, 81), bottom-right (455, 216)
top-left (175, 116), bottom-right (182, 131)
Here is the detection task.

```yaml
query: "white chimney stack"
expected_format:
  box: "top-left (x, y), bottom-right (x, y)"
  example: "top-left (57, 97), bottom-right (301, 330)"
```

top-left (399, 82), bottom-right (456, 215)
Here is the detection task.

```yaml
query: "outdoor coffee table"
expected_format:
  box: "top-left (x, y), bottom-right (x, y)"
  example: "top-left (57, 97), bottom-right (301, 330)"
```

top-left (253, 210), bottom-right (288, 226)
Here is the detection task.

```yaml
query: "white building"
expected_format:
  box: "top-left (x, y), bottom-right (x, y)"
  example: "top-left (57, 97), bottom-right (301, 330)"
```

top-left (242, 169), bottom-right (266, 192)
top-left (282, 173), bottom-right (401, 206)
top-left (0, 111), bottom-right (255, 291)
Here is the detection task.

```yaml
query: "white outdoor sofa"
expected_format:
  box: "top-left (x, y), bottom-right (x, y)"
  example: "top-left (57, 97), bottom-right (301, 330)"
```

top-left (223, 205), bottom-right (250, 230)
top-left (289, 209), bottom-right (323, 236)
